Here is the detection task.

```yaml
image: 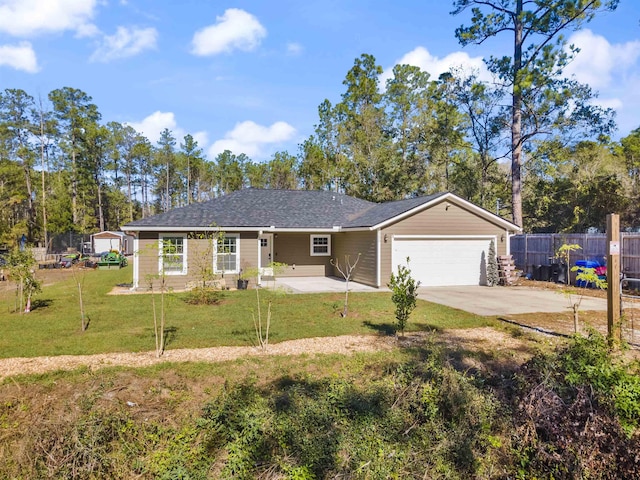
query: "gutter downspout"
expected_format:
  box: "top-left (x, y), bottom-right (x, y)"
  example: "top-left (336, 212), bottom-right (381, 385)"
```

top-left (376, 229), bottom-right (382, 288)
top-left (132, 235), bottom-right (139, 290)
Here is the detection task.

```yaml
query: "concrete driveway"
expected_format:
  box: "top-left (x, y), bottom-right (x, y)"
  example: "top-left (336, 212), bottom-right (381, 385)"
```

top-left (270, 277), bottom-right (607, 317)
top-left (417, 285), bottom-right (608, 316)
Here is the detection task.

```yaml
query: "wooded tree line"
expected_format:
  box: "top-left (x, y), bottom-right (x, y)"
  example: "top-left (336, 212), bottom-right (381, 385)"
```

top-left (1, 64), bottom-right (638, 248)
top-left (1, 1), bottom-right (637, 247)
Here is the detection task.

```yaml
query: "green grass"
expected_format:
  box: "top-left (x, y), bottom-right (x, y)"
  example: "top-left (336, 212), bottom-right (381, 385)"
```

top-left (0, 267), bottom-right (492, 358)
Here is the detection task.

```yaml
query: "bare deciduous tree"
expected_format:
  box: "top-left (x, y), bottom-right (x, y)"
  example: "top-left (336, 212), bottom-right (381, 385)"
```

top-left (331, 253), bottom-right (361, 317)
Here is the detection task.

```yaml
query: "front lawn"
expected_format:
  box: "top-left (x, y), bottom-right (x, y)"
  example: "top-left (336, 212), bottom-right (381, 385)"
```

top-left (0, 267), bottom-right (491, 358)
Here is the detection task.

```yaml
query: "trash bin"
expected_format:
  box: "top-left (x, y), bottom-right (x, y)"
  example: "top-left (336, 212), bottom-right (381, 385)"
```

top-left (549, 263), bottom-right (568, 283)
top-left (539, 265), bottom-right (551, 282)
top-left (533, 265), bottom-right (542, 281)
top-left (575, 260), bottom-right (600, 287)
top-left (550, 263), bottom-right (560, 282)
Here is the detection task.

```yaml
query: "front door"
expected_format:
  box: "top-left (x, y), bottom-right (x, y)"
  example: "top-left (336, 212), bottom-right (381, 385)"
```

top-left (259, 234), bottom-right (273, 276)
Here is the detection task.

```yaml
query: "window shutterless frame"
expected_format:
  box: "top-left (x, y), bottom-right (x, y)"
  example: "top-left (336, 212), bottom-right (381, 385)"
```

top-left (158, 234), bottom-right (187, 275)
top-left (214, 234), bottom-right (240, 273)
top-left (310, 234), bottom-right (331, 256)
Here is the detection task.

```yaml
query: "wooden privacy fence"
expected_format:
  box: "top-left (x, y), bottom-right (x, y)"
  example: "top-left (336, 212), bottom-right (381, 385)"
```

top-left (510, 233), bottom-right (640, 278)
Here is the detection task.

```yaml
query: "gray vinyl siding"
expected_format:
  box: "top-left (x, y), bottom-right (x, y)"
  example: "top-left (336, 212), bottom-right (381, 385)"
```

top-left (379, 199), bottom-right (508, 285)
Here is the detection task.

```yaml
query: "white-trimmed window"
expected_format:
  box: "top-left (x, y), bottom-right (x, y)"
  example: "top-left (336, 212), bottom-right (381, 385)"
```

top-left (310, 235), bottom-right (331, 256)
top-left (215, 234), bottom-right (240, 273)
top-left (159, 234), bottom-right (187, 275)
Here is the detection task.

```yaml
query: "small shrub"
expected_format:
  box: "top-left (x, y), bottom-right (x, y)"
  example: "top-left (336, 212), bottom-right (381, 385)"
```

top-left (510, 332), bottom-right (640, 478)
top-left (562, 331), bottom-right (640, 433)
top-left (388, 258), bottom-right (421, 336)
top-left (183, 287), bottom-right (225, 305)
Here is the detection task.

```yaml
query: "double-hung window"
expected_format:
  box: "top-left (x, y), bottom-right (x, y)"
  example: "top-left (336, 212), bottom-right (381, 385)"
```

top-left (215, 234), bottom-right (240, 273)
top-left (159, 235), bottom-right (187, 275)
top-left (310, 235), bottom-right (331, 256)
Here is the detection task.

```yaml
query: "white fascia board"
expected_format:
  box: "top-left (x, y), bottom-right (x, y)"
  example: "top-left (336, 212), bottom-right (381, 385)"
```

top-left (93, 231), bottom-right (125, 237)
top-left (124, 226), bottom-right (344, 233)
top-left (340, 226), bottom-right (375, 232)
top-left (266, 227), bottom-right (341, 233)
top-left (394, 234), bottom-right (497, 240)
top-left (370, 192), bottom-right (522, 232)
top-left (124, 226), bottom-right (264, 233)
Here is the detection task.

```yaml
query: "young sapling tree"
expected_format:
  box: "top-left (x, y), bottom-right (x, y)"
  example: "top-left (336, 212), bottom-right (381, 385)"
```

top-left (189, 229), bottom-right (225, 289)
top-left (144, 236), bottom-right (182, 357)
top-left (556, 243), bottom-right (582, 286)
top-left (330, 253), bottom-right (361, 317)
top-left (388, 257), bottom-right (421, 337)
top-left (252, 286), bottom-right (272, 351)
top-left (566, 266), bottom-right (607, 334)
top-left (71, 265), bottom-right (88, 331)
top-left (6, 247), bottom-right (40, 314)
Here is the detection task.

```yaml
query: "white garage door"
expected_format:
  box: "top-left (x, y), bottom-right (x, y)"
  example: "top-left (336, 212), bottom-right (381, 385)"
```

top-left (94, 237), bottom-right (121, 254)
top-left (392, 237), bottom-right (493, 287)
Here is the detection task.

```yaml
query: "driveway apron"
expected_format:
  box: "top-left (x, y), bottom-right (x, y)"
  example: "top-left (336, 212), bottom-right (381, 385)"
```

top-left (417, 285), bottom-right (607, 316)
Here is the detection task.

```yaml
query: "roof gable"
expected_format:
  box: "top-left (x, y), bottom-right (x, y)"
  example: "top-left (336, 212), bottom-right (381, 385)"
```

top-left (349, 192), bottom-right (521, 232)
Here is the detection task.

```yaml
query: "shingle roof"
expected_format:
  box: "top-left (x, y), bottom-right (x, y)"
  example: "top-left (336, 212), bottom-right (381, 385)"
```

top-left (123, 188), bottom-right (520, 233)
top-left (123, 189), bottom-right (377, 229)
top-left (344, 192), bottom-right (447, 227)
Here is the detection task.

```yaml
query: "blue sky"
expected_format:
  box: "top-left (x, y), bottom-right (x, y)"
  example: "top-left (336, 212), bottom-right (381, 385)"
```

top-left (2, 0), bottom-right (640, 161)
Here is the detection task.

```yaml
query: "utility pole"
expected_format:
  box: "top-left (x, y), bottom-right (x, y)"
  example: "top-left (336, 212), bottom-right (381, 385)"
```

top-left (606, 213), bottom-right (621, 347)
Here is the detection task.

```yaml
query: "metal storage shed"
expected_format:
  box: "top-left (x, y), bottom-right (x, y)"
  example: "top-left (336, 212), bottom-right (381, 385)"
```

top-left (91, 231), bottom-right (134, 255)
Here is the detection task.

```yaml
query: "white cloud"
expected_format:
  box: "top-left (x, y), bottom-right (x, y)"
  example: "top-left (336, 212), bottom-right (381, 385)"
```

top-left (209, 120), bottom-right (296, 159)
top-left (90, 26), bottom-right (158, 62)
top-left (592, 97), bottom-right (624, 111)
top-left (0, 41), bottom-right (39, 72)
top-left (380, 46), bottom-right (491, 87)
top-left (286, 42), bottom-right (303, 56)
top-left (126, 111), bottom-right (209, 149)
top-left (192, 131), bottom-right (209, 149)
top-left (564, 29), bottom-right (640, 89)
top-left (562, 29), bottom-right (640, 135)
top-left (75, 23), bottom-right (101, 39)
top-left (127, 111), bottom-right (177, 144)
top-left (191, 8), bottom-right (266, 56)
top-left (0, 0), bottom-right (98, 37)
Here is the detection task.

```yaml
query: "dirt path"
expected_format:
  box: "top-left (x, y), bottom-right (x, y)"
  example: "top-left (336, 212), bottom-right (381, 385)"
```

top-left (0, 335), bottom-right (396, 381)
top-left (0, 327), bottom-right (547, 382)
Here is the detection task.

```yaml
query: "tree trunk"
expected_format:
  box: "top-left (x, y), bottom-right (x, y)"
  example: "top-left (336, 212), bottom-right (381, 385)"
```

top-left (22, 161), bottom-right (35, 242)
top-left (71, 134), bottom-right (78, 225)
top-left (187, 157), bottom-right (191, 205)
top-left (97, 177), bottom-right (105, 232)
top-left (78, 281), bottom-right (86, 331)
top-left (39, 106), bottom-right (48, 251)
top-left (128, 176), bottom-right (133, 222)
top-left (165, 161), bottom-right (170, 212)
top-left (511, 0), bottom-right (524, 227)
top-left (142, 172), bottom-right (148, 218)
top-left (159, 277), bottom-right (165, 356)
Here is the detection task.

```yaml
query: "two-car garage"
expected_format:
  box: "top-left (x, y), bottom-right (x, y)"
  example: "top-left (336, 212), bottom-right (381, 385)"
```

top-left (391, 236), bottom-right (495, 287)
